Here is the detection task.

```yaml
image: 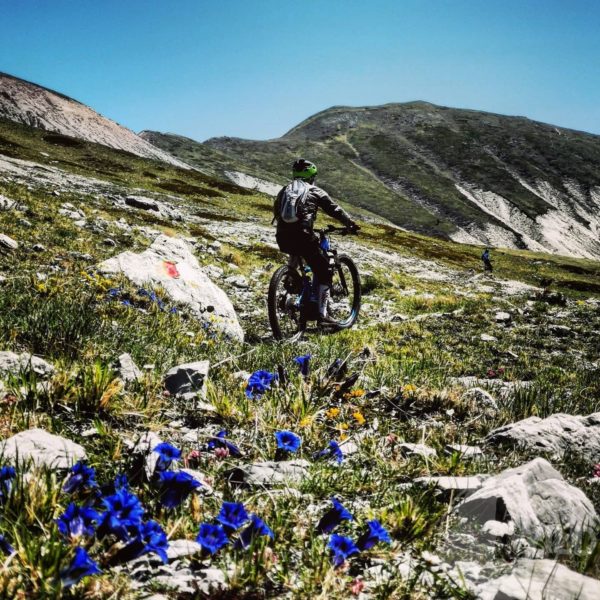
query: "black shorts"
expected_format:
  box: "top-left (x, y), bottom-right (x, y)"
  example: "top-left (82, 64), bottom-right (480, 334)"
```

top-left (276, 229), bottom-right (332, 286)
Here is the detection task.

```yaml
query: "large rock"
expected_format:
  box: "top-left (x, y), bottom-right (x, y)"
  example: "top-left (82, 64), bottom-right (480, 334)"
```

top-left (226, 460), bottom-right (309, 488)
top-left (97, 235), bottom-right (243, 341)
top-left (476, 558), bottom-right (600, 600)
top-left (486, 413), bottom-right (600, 462)
top-left (458, 458), bottom-right (598, 550)
top-left (0, 351), bottom-right (55, 378)
top-left (125, 195), bottom-right (160, 211)
top-left (0, 429), bottom-right (86, 469)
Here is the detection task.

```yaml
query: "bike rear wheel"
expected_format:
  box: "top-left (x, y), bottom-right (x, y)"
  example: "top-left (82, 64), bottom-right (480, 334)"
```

top-left (327, 255), bottom-right (361, 329)
top-left (268, 265), bottom-right (305, 340)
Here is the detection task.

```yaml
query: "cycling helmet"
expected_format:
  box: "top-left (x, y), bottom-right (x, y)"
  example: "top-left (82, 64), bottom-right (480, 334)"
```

top-left (292, 158), bottom-right (318, 180)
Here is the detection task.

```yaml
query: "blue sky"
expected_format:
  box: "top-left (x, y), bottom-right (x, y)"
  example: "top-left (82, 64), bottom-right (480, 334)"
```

top-left (2, 0), bottom-right (599, 140)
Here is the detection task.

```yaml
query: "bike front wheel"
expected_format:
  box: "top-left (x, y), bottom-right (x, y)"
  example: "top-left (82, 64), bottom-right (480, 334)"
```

top-left (327, 255), bottom-right (361, 329)
top-left (267, 265), bottom-right (305, 340)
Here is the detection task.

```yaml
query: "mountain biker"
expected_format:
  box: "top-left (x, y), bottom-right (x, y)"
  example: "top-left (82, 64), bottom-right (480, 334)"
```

top-left (273, 158), bottom-right (359, 325)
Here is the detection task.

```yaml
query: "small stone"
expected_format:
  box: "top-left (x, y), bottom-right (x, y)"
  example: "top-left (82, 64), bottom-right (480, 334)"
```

top-left (445, 444), bottom-right (484, 459)
top-left (164, 360), bottom-right (210, 403)
top-left (0, 234), bottom-right (18, 250)
top-left (480, 333), bottom-right (498, 342)
top-left (549, 324), bottom-right (572, 337)
top-left (116, 353), bottom-right (142, 384)
top-left (103, 238), bottom-right (117, 247)
top-left (0, 351), bottom-right (55, 378)
top-left (413, 475), bottom-right (489, 502)
top-left (495, 311), bottom-right (511, 324)
top-left (166, 539), bottom-right (203, 560)
top-left (398, 443), bottom-right (437, 458)
top-left (125, 195), bottom-right (160, 211)
top-left (227, 460), bottom-right (310, 488)
top-left (481, 520), bottom-right (514, 538)
top-left (32, 244), bottom-right (46, 252)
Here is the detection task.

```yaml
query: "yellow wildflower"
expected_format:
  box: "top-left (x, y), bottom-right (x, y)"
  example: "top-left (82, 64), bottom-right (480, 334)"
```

top-left (402, 384), bottom-right (417, 394)
top-left (326, 407), bottom-right (340, 419)
top-left (339, 432), bottom-right (349, 441)
top-left (339, 422), bottom-right (349, 431)
top-left (349, 389), bottom-right (365, 398)
top-left (299, 416), bottom-right (313, 428)
top-left (352, 411), bottom-right (366, 426)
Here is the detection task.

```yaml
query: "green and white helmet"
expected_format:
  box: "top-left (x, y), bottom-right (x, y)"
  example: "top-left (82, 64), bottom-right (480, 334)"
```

top-left (292, 158), bottom-right (317, 180)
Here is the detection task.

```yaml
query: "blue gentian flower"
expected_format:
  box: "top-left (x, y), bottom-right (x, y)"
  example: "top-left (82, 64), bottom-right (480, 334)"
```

top-left (275, 430), bottom-right (301, 453)
top-left (314, 440), bottom-right (344, 464)
top-left (206, 430), bottom-right (241, 457)
top-left (63, 461), bottom-right (97, 494)
top-left (316, 497), bottom-right (353, 534)
top-left (293, 354), bottom-right (311, 377)
top-left (57, 503), bottom-right (100, 539)
top-left (60, 547), bottom-right (101, 587)
top-left (107, 288), bottom-right (122, 298)
top-left (0, 534), bottom-right (14, 555)
top-left (115, 520), bottom-right (169, 564)
top-left (357, 519), bottom-right (392, 551)
top-left (235, 514), bottom-right (274, 549)
top-left (153, 442), bottom-right (182, 472)
top-left (157, 471), bottom-right (201, 508)
top-left (245, 370), bottom-right (277, 399)
top-left (328, 534), bottom-right (359, 567)
top-left (114, 474), bottom-right (129, 492)
top-left (216, 502), bottom-right (249, 533)
top-left (97, 489), bottom-right (145, 541)
top-left (169, 307), bottom-right (178, 314)
top-left (121, 299), bottom-right (132, 307)
top-left (196, 523), bottom-right (229, 555)
top-left (0, 465), bottom-right (16, 502)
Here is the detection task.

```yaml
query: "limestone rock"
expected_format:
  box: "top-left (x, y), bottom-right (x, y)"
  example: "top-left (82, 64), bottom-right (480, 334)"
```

top-left (398, 443), bottom-right (437, 459)
top-left (164, 360), bottom-right (209, 404)
top-left (458, 458), bottom-right (598, 550)
top-left (97, 235), bottom-right (243, 341)
top-left (445, 444), bottom-right (484, 459)
top-left (0, 428), bottom-right (86, 469)
top-left (165, 539), bottom-right (203, 561)
top-left (0, 234), bottom-right (18, 250)
top-left (495, 311), bottom-right (512, 324)
top-left (125, 195), bottom-right (160, 211)
top-left (0, 351), bottom-right (55, 378)
top-left (486, 412), bottom-right (600, 462)
top-left (116, 353), bottom-right (142, 384)
top-left (476, 558), bottom-right (600, 600)
top-left (227, 460), bottom-right (309, 488)
top-left (414, 475), bottom-right (489, 501)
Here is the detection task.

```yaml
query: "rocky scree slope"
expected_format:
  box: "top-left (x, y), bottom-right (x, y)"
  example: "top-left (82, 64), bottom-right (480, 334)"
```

top-left (0, 72), bottom-right (188, 168)
top-left (1, 110), bottom-right (600, 599)
top-left (148, 102), bottom-right (600, 259)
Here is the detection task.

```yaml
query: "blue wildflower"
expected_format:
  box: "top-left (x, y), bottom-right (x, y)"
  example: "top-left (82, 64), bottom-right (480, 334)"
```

top-left (207, 430), bottom-right (241, 457)
top-left (196, 523), bottom-right (229, 555)
top-left (357, 520), bottom-right (392, 551)
top-left (107, 288), bottom-right (122, 298)
top-left (314, 440), bottom-right (344, 464)
top-left (216, 502), bottom-right (249, 533)
top-left (0, 534), bottom-right (14, 555)
top-left (235, 514), bottom-right (274, 549)
top-left (0, 465), bottom-right (16, 502)
top-left (245, 370), bottom-right (277, 399)
top-left (114, 474), bottom-right (129, 492)
top-left (316, 497), bottom-right (353, 534)
top-left (169, 307), bottom-right (178, 314)
top-left (153, 442), bottom-right (182, 472)
top-left (115, 520), bottom-right (169, 564)
top-left (63, 461), bottom-right (97, 494)
top-left (328, 534), bottom-right (359, 567)
top-left (97, 488), bottom-right (144, 541)
top-left (293, 354), bottom-right (311, 377)
top-left (60, 547), bottom-right (101, 587)
top-left (57, 503), bottom-right (100, 539)
top-left (157, 471), bottom-right (201, 508)
top-left (275, 430), bottom-right (301, 453)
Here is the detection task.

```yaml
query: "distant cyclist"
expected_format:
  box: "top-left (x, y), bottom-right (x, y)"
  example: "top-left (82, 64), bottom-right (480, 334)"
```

top-left (482, 247), bottom-right (493, 272)
top-left (273, 158), bottom-right (359, 324)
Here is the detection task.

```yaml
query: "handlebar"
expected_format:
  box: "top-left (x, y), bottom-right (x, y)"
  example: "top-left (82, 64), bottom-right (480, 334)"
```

top-left (320, 225), bottom-right (359, 236)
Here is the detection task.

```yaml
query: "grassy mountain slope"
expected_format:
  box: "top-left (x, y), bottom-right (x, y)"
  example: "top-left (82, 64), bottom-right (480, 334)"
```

top-left (148, 102), bottom-right (600, 257)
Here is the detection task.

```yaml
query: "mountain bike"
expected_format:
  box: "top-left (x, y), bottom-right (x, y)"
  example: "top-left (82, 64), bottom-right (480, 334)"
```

top-left (268, 225), bottom-right (361, 340)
